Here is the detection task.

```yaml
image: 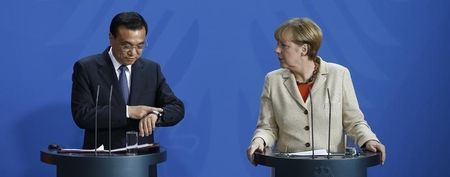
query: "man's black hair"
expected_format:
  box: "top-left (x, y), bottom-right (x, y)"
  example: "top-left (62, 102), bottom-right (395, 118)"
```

top-left (110, 12), bottom-right (148, 37)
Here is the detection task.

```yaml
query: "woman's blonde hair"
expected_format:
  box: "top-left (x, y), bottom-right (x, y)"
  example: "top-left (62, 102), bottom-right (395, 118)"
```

top-left (274, 18), bottom-right (323, 60)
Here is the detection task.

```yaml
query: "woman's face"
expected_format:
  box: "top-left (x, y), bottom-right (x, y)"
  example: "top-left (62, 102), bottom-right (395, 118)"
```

top-left (275, 40), bottom-right (303, 69)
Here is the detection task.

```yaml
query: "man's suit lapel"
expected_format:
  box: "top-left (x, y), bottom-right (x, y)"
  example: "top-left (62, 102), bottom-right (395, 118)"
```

top-left (96, 49), bottom-right (124, 104)
top-left (282, 70), bottom-right (308, 110)
top-left (129, 59), bottom-right (145, 105)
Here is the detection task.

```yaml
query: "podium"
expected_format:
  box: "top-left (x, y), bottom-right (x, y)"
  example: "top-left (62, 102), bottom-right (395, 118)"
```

top-left (254, 149), bottom-right (381, 177)
top-left (41, 148), bottom-right (166, 177)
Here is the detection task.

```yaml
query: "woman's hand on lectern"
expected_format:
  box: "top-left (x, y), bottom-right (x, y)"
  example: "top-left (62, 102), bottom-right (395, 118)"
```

top-left (247, 137), bottom-right (265, 166)
top-left (364, 140), bottom-right (386, 165)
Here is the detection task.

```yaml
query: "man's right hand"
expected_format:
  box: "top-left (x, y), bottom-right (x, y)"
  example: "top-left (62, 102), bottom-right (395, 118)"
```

top-left (246, 137), bottom-right (265, 166)
top-left (128, 105), bottom-right (163, 120)
top-left (139, 113), bottom-right (158, 137)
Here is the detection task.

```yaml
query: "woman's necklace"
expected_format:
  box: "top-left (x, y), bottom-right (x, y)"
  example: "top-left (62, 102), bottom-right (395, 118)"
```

top-left (297, 61), bottom-right (319, 84)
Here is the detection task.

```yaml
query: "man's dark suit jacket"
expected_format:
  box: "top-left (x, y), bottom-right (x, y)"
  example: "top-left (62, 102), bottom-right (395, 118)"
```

top-left (71, 47), bottom-right (184, 149)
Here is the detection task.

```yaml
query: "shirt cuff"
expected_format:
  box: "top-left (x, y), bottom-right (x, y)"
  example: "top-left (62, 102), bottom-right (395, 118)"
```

top-left (126, 105), bottom-right (130, 118)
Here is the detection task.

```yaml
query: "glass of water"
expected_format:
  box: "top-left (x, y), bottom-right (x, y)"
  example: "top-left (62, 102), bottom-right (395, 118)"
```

top-left (126, 131), bottom-right (138, 154)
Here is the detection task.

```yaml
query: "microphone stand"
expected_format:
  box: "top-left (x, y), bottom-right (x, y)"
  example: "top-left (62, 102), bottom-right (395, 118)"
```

top-left (108, 85), bottom-right (113, 155)
top-left (95, 85), bottom-right (100, 156)
top-left (309, 86), bottom-right (315, 159)
top-left (327, 88), bottom-right (332, 159)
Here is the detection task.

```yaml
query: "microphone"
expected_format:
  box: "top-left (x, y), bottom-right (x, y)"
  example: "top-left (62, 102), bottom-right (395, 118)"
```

top-left (327, 88), bottom-right (331, 159)
top-left (108, 85), bottom-right (113, 155)
top-left (308, 86), bottom-right (315, 159)
top-left (95, 85), bottom-right (100, 156)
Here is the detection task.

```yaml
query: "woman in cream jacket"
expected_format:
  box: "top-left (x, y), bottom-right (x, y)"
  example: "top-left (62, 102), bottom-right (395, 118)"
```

top-left (247, 18), bottom-right (385, 165)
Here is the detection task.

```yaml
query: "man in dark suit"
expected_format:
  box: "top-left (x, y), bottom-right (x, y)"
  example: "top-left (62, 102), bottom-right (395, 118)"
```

top-left (71, 12), bottom-right (184, 150)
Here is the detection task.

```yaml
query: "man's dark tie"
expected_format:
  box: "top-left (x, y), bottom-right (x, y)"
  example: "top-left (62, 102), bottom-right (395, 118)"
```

top-left (119, 65), bottom-right (129, 104)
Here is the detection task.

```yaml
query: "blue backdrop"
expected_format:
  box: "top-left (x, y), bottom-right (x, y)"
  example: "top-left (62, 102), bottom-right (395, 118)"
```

top-left (1, 0), bottom-right (449, 176)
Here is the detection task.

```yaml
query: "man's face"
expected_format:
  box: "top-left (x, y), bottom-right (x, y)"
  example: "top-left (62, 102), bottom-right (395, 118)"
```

top-left (109, 26), bottom-right (146, 65)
